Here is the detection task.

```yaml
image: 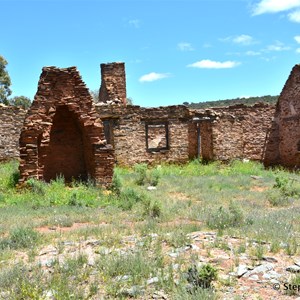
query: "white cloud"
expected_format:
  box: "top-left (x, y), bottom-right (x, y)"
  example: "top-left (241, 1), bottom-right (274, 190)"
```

top-left (296, 48), bottom-right (300, 53)
top-left (177, 42), bottom-right (194, 51)
top-left (128, 19), bottom-right (140, 28)
top-left (252, 0), bottom-right (300, 15)
top-left (221, 35), bottom-right (256, 45)
top-left (233, 35), bottom-right (255, 45)
top-left (294, 36), bottom-right (300, 43)
top-left (139, 72), bottom-right (170, 82)
top-left (289, 10), bottom-right (300, 22)
top-left (245, 50), bottom-right (261, 56)
top-left (187, 59), bottom-right (240, 69)
top-left (265, 41), bottom-right (290, 51)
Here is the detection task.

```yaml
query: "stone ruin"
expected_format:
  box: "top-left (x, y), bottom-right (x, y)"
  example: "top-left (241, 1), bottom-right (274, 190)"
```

top-left (18, 66), bottom-right (114, 186)
top-left (274, 64), bottom-right (300, 167)
top-left (98, 62), bottom-right (127, 105)
top-left (0, 61), bottom-right (299, 185)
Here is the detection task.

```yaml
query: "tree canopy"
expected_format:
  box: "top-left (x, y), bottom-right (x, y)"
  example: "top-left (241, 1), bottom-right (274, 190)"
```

top-left (0, 55), bottom-right (32, 109)
top-left (0, 56), bottom-right (12, 104)
top-left (9, 96), bottom-right (31, 109)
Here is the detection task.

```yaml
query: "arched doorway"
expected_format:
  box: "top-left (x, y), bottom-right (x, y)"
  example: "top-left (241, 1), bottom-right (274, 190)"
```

top-left (43, 106), bottom-right (87, 182)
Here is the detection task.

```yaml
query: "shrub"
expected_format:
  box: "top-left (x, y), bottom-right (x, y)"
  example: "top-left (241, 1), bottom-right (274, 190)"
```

top-left (110, 172), bottom-right (122, 196)
top-left (134, 163), bottom-right (161, 186)
top-left (68, 192), bottom-right (83, 206)
top-left (26, 179), bottom-right (46, 196)
top-left (142, 198), bottom-right (162, 218)
top-left (187, 264), bottom-right (218, 290)
top-left (0, 227), bottom-right (40, 250)
top-left (206, 201), bottom-right (244, 232)
top-left (134, 163), bottom-right (148, 185)
top-left (118, 188), bottom-right (144, 210)
top-left (267, 189), bottom-right (291, 207)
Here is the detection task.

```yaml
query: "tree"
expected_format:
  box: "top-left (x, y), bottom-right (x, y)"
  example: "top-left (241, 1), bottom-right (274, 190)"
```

top-left (126, 97), bottom-right (133, 105)
top-left (9, 96), bottom-right (31, 109)
top-left (0, 56), bottom-right (12, 104)
top-left (90, 89), bottom-right (99, 102)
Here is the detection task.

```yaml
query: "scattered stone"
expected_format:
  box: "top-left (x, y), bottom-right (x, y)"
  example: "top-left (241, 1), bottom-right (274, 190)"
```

top-left (43, 290), bottom-right (55, 300)
top-left (120, 285), bottom-right (144, 297)
top-left (147, 186), bottom-right (157, 191)
top-left (286, 265), bottom-right (300, 273)
top-left (294, 259), bottom-right (300, 267)
top-left (250, 175), bottom-right (263, 180)
top-left (249, 274), bottom-right (259, 281)
top-left (85, 239), bottom-right (101, 246)
top-left (39, 245), bottom-right (58, 256)
top-left (250, 263), bottom-right (274, 274)
top-left (236, 264), bottom-right (249, 277)
top-left (190, 244), bottom-right (200, 251)
top-left (116, 275), bottom-right (131, 282)
top-left (95, 247), bottom-right (112, 255)
top-left (60, 241), bottom-right (75, 246)
top-left (39, 258), bottom-right (56, 267)
top-left (147, 277), bottom-right (159, 285)
top-left (262, 256), bottom-right (278, 263)
top-left (168, 252), bottom-right (179, 258)
top-left (270, 279), bottom-right (280, 285)
top-left (152, 290), bottom-right (168, 299)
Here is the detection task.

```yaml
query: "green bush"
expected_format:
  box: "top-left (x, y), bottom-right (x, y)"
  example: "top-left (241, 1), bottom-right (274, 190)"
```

top-left (142, 198), bottom-right (162, 218)
top-left (110, 172), bottom-right (122, 196)
top-left (134, 163), bottom-right (161, 186)
top-left (187, 264), bottom-right (218, 289)
top-left (118, 188), bottom-right (144, 210)
top-left (26, 178), bottom-right (46, 196)
top-left (206, 201), bottom-right (244, 232)
top-left (0, 227), bottom-right (40, 250)
top-left (134, 163), bottom-right (148, 185)
top-left (267, 189), bottom-right (291, 207)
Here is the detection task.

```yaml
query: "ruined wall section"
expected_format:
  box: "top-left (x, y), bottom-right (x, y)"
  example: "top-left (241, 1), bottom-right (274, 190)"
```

top-left (96, 104), bottom-right (191, 166)
top-left (99, 62), bottom-right (127, 105)
top-left (202, 103), bottom-right (277, 162)
top-left (19, 66), bottom-right (114, 186)
top-left (0, 105), bottom-right (27, 160)
top-left (277, 64), bottom-right (300, 167)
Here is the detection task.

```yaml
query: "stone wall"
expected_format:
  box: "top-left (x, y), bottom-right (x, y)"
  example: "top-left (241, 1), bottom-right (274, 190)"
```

top-left (96, 104), bottom-right (192, 166)
top-left (277, 64), bottom-right (300, 168)
top-left (99, 62), bottom-right (127, 105)
top-left (5, 61), bottom-right (300, 172)
top-left (191, 103), bottom-right (275, 161)
top-left (19, 66), bottom-right (114, 187)
top-left (0, 105), bottom-right (26, 160)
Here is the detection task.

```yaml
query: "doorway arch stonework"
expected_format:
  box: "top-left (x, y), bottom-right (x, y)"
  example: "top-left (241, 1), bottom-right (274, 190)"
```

top-left (19, 66), bottom-right (114, 187)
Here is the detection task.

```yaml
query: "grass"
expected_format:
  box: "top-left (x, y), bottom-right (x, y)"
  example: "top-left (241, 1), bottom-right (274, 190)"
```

top-left (0, 159), bottom-right (299, 298)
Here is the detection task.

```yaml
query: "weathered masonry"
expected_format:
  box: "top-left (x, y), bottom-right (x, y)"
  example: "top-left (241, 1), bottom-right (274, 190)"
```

top-left (19, 67), bottom-right (114, 186)
top-left (274, 64), bottom-right (300, 167)
top-left (0, 105), bottom-right (26, 160)
top-left (0, 61), bottom-right (299, 176)
top-left (96, 102), bottom-right (277, 166)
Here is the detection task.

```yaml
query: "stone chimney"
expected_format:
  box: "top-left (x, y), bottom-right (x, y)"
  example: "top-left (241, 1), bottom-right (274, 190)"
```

top-left (99, 62), bottom-right (127, 105)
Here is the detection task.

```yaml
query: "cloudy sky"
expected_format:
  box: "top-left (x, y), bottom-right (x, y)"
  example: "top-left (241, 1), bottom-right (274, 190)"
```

top-left (2, 0), bottom-right (300, 107)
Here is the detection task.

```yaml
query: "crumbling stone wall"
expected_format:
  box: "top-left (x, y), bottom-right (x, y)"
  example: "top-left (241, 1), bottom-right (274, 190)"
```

top-left (96, 104), bottom-right (192, 166)
top-left (191, 103), bottom-right (275, 161)
top-left (19, 67), bottom-right (114, 186)
top-left (99, 62), bottom-right (127, 105)
top-left (276, 64), bottom-right (300, 168)
top-left (0, 105), bottom-right (26, 160)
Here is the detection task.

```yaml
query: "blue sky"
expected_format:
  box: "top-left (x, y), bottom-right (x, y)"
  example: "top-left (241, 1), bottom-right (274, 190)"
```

top-left (1, 0), bottom-right (300, 107)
